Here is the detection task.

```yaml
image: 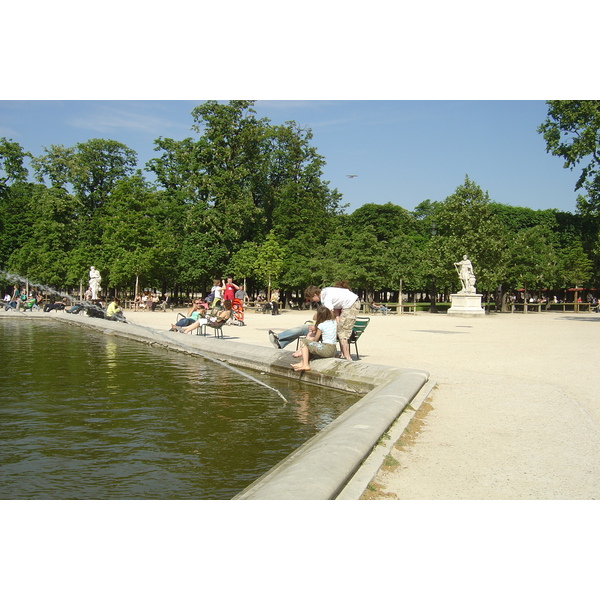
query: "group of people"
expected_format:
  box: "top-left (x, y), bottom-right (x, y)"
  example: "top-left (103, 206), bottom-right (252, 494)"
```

top-left (170, 299), bottom-right (232, 333)
top-left (2, 284), bottom-right (127, 322)
top-left (268, 283), bottom-right (361, 371)
top-left (3, 287), bottom-right (42, 311)
top-left (206, 277), bottom-right (248, 307)
top-left (5, 277), bottom-right (363, 370)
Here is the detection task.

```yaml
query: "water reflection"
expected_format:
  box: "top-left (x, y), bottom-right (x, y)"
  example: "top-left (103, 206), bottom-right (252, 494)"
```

top-left (0, 320), bottom-right (358, 499)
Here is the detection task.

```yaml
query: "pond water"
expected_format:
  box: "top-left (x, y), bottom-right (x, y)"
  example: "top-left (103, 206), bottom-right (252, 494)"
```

top-left (0, 320), bottom-right (358, 499)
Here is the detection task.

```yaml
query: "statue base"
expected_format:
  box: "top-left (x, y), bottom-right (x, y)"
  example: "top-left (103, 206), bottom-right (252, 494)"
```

top-left (447, 293), bottom-right (485, 317)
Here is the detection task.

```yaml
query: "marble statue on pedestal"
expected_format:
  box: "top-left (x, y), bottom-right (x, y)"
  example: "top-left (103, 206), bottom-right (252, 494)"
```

top-left (89, 266), bottom-right (102, 300)
top-left (454, 255), bottom-right (476, 294)
top-left (448, 254), bottom-right (484, 316)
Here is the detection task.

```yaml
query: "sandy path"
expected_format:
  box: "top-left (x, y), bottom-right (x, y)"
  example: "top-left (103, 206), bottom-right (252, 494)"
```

top-left (124, 306), bottom-right (600, 500)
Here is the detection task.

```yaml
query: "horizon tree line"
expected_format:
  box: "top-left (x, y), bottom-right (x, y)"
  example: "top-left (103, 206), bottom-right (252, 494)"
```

top-left (1, 100), bottom-right (599, 307)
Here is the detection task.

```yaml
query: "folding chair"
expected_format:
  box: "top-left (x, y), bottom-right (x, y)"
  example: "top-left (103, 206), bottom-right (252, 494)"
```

top-left (197, 318), bottom-right (228, 338)
top-left (340, 316), bottom-right (370, 360)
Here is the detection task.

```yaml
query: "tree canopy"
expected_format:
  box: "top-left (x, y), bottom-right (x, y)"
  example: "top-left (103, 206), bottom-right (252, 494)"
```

top-left (539, 101), bottom-right (600, 210)
top-left (2, 101), bottom-right (599, 304)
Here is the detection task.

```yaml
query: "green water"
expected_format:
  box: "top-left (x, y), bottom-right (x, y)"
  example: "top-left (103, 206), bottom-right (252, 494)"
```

top-left (0, 320), bottom-right (358, 499)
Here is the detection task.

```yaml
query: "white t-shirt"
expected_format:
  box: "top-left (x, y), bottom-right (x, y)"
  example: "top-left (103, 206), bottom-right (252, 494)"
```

top-left (320, 287), bottom-right (359, 310)
top-left (318, 319), bottom-right (338, 344)
top-left (211, 285), bottom-right (222, 300)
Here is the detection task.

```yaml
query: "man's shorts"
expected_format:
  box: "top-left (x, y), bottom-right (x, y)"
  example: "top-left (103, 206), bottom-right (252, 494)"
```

top-left (337, 299), bottom-right (361, 341)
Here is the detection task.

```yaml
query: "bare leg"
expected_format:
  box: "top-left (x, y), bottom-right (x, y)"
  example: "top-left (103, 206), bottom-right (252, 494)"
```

top-left (339, 338), bottom-right (352, 361)
top-left (181, 321), bottom-right (198, 334)
top-left (291, 344), bottom-right (311, 371)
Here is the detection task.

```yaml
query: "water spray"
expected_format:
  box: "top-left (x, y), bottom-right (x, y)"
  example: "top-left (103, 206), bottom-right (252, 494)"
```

top-left (132, 322), bottom-right (289, 404)
top-left (197, 352), bottom-right (288, 403)
top-left (1, 270), bottom-right (79, 304)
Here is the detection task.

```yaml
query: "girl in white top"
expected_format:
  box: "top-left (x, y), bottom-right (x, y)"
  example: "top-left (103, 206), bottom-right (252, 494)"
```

top-left (291, 305), bottom-right (337, 372)
top-left (305, 284), bottom-right (361, 361)
top-left (210, 279), bottom-right (223, 308)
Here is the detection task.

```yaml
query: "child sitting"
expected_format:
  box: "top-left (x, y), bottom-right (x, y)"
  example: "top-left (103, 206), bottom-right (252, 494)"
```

top-left (290, 305), bottom-right (337, 372)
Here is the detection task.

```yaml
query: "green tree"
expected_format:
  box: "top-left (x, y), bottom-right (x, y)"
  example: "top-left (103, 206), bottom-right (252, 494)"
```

top-left (347, 202), bottom-right (419, 241)
top-left (100, 175), bottom-right (178, 294)
top-left (6, 185), bottom-right (80, 285)
top-left (557, 240), bottom-right (593, 288)
top-left (430, 176), bottom-right (509, 293)
top-left (32, 139), bottom-right (138, 215)
top-left (228, 241), bottom-right (260, 282)
top-left (538, 100), bottom-right (600, 209)
top-left (385, 233), bottom-right (429, 299)
top-left (0, 138), bottom-right (29, 194)
top-left (505, 226), bottom-right (559, 294)
top-left (254, 231), bottom-right (284, 298)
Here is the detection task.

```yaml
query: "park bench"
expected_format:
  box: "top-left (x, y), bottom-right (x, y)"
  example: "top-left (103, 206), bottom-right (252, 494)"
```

top-left (547, 302), bottom-right (591, 312)
top-left (511, 302), bottom-right (543, 313)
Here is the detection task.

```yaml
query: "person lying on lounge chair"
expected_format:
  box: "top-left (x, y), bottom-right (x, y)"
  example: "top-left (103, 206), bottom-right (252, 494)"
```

top-left (177, 300), bottom-right (232, 333)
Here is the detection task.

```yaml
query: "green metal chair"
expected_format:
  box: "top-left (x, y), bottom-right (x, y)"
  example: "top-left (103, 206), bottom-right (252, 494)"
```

top-left (342, 316), bottom-right (370, 360)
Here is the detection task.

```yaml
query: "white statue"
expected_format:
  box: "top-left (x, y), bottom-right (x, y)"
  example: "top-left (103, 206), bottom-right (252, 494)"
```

top-left (89, 266), bottom-right (102, 300)
top-left (454, 255), bottom-right (476, 294)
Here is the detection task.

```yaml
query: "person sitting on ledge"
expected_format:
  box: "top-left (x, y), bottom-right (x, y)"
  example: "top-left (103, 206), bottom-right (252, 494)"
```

top-left (290, 306), bottom-right (337, 372)
top-left (106, 297), bottom-right (126, 322)
top-left (304, 284), bottom-right (360, 361)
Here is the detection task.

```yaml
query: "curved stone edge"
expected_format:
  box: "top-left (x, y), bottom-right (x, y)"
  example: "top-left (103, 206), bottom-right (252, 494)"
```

top-left (233, 370), bottom-right (429, 500)
top-left (3, 313), bottom-right (430, 499)
top-left (335, 377), bottom-right (437, 500)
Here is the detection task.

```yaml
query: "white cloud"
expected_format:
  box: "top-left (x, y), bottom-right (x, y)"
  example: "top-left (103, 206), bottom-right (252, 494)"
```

top-left (67, 103), bottom-right (191, 138)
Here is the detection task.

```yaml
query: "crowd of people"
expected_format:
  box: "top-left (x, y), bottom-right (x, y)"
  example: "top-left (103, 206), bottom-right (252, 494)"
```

top-left (2, 284), bottom-right (127, 322)
top-left (2, 279), bottom-right (364, 367)
top-left (2, 286), bottom-right (43, 311)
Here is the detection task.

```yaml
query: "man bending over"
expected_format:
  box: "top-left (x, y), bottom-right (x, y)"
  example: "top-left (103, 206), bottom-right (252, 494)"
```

top-left (304, 285), bottom-right (360, 361)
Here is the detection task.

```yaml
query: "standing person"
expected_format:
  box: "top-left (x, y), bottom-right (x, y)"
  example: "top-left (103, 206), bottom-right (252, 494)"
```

top-left (290, 306), bottom-right (337, 372)
top-left (234, 285), bottom-right (248, 303)
top-left (270, 289), bottom-right (280, 315)
top-left (210, 279), bottom-right (223, 308)
top-left (222, 277), bottom-right (239, 302)
top-left (304, 284), bottom-right (360, 361)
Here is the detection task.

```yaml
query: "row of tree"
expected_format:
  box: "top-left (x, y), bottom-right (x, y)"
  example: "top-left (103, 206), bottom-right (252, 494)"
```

top-left (1, 100), bottom-right (600, 306)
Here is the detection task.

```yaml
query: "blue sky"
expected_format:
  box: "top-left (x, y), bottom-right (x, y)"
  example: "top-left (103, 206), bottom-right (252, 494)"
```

top-left (0, 100), bottom-right (582, 214)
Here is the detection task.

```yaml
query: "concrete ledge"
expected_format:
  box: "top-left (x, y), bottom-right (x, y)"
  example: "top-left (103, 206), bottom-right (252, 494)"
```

top-left (233, 369), bottom-right (429, 499)
top-left (3, 312), bottom-right (430, 499)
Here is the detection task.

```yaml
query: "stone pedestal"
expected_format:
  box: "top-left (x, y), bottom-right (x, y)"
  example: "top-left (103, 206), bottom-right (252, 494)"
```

top-left (447, 293), bottom-right (485, 317)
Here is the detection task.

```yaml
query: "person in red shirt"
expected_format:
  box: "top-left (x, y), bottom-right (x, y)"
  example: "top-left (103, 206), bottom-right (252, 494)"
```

top-left (222, 277), bottom-right (239, 302)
